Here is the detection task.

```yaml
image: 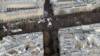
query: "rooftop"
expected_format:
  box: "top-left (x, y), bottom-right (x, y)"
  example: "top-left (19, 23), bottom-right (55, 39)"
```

top-left (58, 23), bottom-right (100, 56)
top-left (0, 32), bottom-right (44, 56)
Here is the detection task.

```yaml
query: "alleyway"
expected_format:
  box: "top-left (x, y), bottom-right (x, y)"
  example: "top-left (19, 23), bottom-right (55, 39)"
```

top-left (0, 0), bottom-right (100, 56)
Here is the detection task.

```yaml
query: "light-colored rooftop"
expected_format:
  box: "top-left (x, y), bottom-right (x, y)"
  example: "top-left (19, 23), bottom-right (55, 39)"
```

top-left (58, 23), bottom-right (100, 56)
top-left (0, 32), bottom-right (44, 56)
top-left (0, 0), bottom-right (45, 23)
top-left (51, 0), bottom-right (100, 15)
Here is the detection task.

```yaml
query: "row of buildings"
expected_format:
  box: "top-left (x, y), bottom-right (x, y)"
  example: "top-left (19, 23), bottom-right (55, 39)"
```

top-left (0, 0), bottom-right (100, 23)
top-left (1, 22), bottom-right (100, 56)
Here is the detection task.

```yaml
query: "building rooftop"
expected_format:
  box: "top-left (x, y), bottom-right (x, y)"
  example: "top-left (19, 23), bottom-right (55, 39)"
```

top-left (58, 23), bottom-right (100, 56)
top-left (51, 0), bottom-right (100, 15)
top-left (0, 32), bottom-right (44, 56)
top-left (0, 0), bottom-right (45, 23)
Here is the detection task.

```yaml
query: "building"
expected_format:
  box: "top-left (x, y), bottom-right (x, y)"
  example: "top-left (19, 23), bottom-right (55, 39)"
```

top-left (50, 0), bottom-right (100, 15)
top-left (0, 0), bottom-right (45, 23)
top-left (0, 32), bottom-right (44, 56)
top-left (58, 23), bottom-right (100, 56)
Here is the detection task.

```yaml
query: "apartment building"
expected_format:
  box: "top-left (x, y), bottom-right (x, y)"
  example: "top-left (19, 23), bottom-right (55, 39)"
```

top-left (0, 0), bottom-right (45, 23)
top-left (50, 0), bottom-right (100, 15)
